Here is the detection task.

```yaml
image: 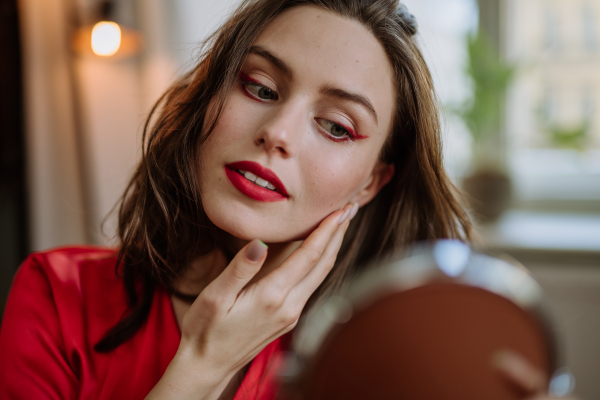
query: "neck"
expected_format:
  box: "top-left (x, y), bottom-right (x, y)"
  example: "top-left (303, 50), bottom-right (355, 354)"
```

top-left (173, 240), bottom-right (302, 296)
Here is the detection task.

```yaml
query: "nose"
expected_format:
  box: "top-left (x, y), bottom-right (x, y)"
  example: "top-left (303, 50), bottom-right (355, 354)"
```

top-left (254, 101), bottom-right (305, 158)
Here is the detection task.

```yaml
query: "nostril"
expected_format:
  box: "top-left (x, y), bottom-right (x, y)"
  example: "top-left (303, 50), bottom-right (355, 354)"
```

top-left (254, 129), bottom-right (293, 157)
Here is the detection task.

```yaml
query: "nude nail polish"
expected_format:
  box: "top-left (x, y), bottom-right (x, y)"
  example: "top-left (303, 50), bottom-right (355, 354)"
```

top-left (246, 239), bottom-right (268, 261)
top-left (349, 202), bottom-right (359, 220)
top-left (338, 207), bottom-right (351, 225)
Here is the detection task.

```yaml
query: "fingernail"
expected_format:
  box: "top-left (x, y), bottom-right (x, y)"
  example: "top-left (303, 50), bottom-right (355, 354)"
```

top-left (338, 207), bottom-right (351, 225)
top-left (246, 239), bottom-right (268, 262)
top-left (349, 202), bottom-right (359, 220)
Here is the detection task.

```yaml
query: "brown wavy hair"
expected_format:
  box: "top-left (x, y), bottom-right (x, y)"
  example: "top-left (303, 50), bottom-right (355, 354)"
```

top-left (94, 0), bottom-right (473, 352)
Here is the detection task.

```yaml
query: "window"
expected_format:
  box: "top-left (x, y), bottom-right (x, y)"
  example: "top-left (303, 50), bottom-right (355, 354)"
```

top-left (505, 0), bottom-right (600, 211)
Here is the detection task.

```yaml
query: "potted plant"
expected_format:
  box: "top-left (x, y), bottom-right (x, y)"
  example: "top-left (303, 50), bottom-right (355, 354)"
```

top-left (454, 29), bottom-right (515, 222)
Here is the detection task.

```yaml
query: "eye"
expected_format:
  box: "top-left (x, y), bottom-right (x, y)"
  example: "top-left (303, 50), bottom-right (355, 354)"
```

top-left (245, 83), bottom-right (278, 101)
top-left (316, 118), bottom-right (356, 141)
top-left (239, 74), bottom-right (279, 102)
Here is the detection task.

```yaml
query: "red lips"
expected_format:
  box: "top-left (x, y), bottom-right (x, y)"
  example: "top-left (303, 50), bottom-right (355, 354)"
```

top-left (225, 161), bottom-right (289, 202)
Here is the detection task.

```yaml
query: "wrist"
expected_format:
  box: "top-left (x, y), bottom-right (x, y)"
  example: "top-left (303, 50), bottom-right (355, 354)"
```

top-left (146, 347), bottom-right (232, 400)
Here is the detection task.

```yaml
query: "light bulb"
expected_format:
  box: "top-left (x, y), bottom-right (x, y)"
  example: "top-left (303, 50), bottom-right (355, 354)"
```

top-left (91, 21), bottom-right (121, 56)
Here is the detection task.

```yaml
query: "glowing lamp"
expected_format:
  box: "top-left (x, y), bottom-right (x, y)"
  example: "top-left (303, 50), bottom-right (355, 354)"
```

top-left (72, 22), bottom-right (142, 58)
top-left (91, 21), bottom-right (121, 56)
top-left (72, 0), bottom-right (142, 59)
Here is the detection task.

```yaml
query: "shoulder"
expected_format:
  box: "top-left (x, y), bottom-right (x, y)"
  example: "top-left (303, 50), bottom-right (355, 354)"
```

top-left (24, 245), bottom-right (118, 275)
top-left (0, 247), bottom-right (124, 397)
top-left (3, 245), bottom-right (129, 357)
top-left (18, 245), bottom-right (118, 291)
top-left (16, 245), bottom-right (127, 319)
top-left (9, 245), bottom-right (127, 333)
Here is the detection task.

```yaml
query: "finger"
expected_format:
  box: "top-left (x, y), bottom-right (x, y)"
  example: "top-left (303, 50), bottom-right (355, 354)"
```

top-left (526, 394), bottom-right (577, 400)
top-left (203, 239), bottom-right (268, 307)
top-left (492, 349), bottom-right (547, 394)
top-left (289, 210), bottom-right (351, 304)
top-left (260, 205), bottom-right (353, 293)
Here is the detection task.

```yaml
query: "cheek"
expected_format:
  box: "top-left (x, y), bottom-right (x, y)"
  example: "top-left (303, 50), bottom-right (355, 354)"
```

top-left (200, 100), bottom-right (252, 163)
top-left (300, 150), bottom-right (373, 209)
top-left (209, 105), bottom-right (246, 144)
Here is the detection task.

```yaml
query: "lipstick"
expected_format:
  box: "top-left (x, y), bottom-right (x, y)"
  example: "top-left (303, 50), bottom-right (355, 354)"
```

top-left (225, 161), bottom-right (289, 202)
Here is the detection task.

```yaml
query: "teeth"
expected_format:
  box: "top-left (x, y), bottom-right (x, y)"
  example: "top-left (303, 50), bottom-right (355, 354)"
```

top-left (243, 171), bottom-right (258, 182)
top-left (237, 169), bottom-right (277, 191)
top-left (255, 177), bottom-right (269, 187)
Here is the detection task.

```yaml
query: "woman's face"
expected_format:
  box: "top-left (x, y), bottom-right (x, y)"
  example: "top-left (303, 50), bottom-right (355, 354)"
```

top-left (198, 5), bottom-right (396, 243)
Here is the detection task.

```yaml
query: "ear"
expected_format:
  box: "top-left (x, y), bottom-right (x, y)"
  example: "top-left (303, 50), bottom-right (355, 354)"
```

top-left (351, 162), bottom-right (395, 207)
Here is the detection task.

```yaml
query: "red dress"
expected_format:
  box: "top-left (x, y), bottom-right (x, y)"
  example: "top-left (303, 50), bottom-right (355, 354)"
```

top-left (0, 246), bottom-right (283, 399)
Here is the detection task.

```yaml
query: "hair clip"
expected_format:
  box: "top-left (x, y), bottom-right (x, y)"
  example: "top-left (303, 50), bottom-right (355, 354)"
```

top-left (396, 3), bottom-right (418, 36)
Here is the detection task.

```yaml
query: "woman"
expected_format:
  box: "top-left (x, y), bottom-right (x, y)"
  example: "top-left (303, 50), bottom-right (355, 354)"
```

top-left (0, 0), bottom-right (561, 399)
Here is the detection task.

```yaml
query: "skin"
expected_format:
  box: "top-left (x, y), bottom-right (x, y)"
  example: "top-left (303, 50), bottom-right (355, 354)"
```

top-left (171, 2), bottom-right (397, 332)
top-left (148, 6), bottom-right (396, 400)
top-left (147, 6), bottom-right (564, 400)
top-left (493, 349), bottom-right (578, 400)
top-left (197, 4), bottom-right (396, 244)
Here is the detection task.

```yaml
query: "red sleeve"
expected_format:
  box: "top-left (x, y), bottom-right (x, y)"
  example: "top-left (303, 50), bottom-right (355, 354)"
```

top-left (0, 254), bottom-right (79, 399)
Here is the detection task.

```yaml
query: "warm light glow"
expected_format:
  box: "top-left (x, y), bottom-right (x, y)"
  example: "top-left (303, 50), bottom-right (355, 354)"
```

top-left (91, 21), bottom-right (121, 56)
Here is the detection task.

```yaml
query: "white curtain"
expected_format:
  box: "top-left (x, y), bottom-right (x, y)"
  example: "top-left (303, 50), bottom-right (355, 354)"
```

top-left (17, 0), bottom-right (251, 251)
top-left (18, 0), bottom-right (88, 250)
top-left (18, 0), bottom-right (185, 250)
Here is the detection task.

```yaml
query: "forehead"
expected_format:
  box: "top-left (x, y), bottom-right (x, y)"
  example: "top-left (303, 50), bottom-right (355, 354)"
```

top-left (252, 5), bottom-right (396, 134)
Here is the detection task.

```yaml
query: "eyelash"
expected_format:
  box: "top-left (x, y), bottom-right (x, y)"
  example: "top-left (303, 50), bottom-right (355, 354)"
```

top-left (315, 118), bottom-right (357, 142)
top-left (238, 72), bottom-right (359, 143)
top-left (239, 73), bottom-right (278, 102)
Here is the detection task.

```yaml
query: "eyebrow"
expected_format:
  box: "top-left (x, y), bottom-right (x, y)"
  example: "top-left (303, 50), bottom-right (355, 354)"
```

top-left (249, 45), bottom-right (292, 78)
top-left (320, 86), bottom-right (378, 124)
top-left (248, 45), bottom-right (378, 124)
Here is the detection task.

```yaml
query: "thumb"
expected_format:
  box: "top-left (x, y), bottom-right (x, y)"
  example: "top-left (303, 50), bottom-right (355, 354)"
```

top-left (492, 349), bottom-right (547, 394)
top-left (212, 239), bottom-right (268, 302)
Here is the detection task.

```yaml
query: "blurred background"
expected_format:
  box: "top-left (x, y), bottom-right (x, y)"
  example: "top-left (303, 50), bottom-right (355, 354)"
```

top-left (0, 0), bottom-right (598, 397)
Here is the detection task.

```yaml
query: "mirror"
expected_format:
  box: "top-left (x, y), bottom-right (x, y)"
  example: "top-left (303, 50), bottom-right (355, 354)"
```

top-left (283, 240), bottom-right (561, 400)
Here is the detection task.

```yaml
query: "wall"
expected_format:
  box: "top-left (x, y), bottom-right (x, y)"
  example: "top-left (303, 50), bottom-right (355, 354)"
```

top-left (528, 261), bottom-right (600, 400)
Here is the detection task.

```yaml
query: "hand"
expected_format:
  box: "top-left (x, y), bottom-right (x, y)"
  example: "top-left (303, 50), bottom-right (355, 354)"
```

top-left (493, 349), bottom-right (577, 400)
top-left (147, 203), bottom-right (357, 400)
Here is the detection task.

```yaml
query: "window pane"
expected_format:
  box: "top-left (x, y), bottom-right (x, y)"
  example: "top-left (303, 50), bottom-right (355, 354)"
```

top-left (505, 0), bottom-right (600, 204)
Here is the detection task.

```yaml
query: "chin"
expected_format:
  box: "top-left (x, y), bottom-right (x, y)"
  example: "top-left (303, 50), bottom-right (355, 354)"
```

top-left (212, 214), bottom-right (316, 244)
top-left (203, 200), bottom-right (320, 244)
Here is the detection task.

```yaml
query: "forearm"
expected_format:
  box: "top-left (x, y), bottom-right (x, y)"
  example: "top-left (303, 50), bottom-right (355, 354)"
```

top-left (145, 349), bottom-right (232, 400)
top-left (147, 212), bottom-right (352, 399)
